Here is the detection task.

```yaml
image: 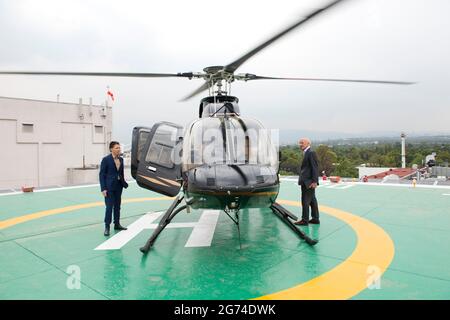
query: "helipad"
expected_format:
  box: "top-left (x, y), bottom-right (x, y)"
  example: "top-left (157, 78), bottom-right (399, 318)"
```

top-left (0, 180), bottom-right (449, 299)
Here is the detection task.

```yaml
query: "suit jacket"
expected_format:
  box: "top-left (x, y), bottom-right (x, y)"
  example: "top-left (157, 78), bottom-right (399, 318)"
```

top-left (99, 154), bottom-right (129, 192)
top-left (298, 148), bottom-right (319, 188)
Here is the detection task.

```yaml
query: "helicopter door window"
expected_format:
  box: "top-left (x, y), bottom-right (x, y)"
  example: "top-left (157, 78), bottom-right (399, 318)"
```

top-left (136, 122), bottom-right (182, 197)
top-left (131, 126), bottom-right (152, 180)
top-left (137, 130), bottom-right (150, 162)
top-left (145, 125), bottom-right (178, 169)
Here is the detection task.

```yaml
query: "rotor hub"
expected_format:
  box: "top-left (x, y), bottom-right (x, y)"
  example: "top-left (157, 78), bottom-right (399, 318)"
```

top-left (203, 66), bottom-right (225, 74)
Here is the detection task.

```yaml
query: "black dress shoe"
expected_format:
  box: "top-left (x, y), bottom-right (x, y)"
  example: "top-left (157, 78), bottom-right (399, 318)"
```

top-left (114, 224), bottom-right (128, 231)
top-left (104, 228), bottom-right (110, 236)
top-left (309, 219), bottom-right (320, 224)
top-left (294, 219), bottom-right (309, 226)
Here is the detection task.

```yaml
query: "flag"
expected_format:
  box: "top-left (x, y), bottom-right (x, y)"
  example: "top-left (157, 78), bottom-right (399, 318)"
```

top-left (107, 89), bottom-right (115, 101)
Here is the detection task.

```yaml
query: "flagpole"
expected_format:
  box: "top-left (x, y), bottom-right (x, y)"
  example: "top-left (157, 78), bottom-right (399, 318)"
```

top-left (106, 85), bottom-right (110, 107)
top-left (106, 85), bottom-right (115, 106)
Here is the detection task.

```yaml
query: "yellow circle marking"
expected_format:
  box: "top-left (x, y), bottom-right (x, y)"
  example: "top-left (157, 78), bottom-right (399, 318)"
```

top-left (0, 197), bottom-right (172, 230)
top-left (256, 199), bottom-right (395, 300)
top-left (0, 196), bottom-right (394, 300)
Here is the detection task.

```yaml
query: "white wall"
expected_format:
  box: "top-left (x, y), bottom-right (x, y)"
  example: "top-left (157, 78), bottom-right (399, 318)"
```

top-left (357, 167), bottom-right (392, 179)
top-left (0, 96), bottom-right (112, 189)
top-left (2, 119), bottom-right (39, 188)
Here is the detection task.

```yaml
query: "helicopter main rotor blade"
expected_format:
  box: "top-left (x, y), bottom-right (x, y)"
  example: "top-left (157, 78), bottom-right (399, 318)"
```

top-left (180, 81), bottom-right (210, 102)
top-left (224, 0), bottom-right (347, 73)
top-left (240, 74), bottom-right (415, 85)
top-left (0, 71), bottom-right (195, 78)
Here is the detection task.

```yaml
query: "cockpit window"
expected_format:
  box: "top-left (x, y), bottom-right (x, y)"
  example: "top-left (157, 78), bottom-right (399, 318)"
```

top-left (201, 102), bottom-right (240, 118)
top-left (182, 117), bottom-right (278, 172)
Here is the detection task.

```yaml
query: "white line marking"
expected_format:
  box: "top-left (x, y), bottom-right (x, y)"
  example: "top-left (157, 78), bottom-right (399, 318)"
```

top-left (344, 181), bottom-right (450, 190)
top-left (94, 211), bottom-right (162, 250)
top-left (325, 184), bottom-right (341, 189)
top-left (326, 184), bottom-right (355, 189)
top-left (443, 193), bottom-right (450, 196)
top-left (0, 180), bottom-right (137, 196)
top-left (185, 210), bottom-right (220, 247)
top-left (280, 177), bottom-right (450, 190)
top-left (94, 210), bottom-right (220, 250)
top-left (0, 191), bottom-right (22, 197)
top-left (34, 181), bottom-right (137, 193)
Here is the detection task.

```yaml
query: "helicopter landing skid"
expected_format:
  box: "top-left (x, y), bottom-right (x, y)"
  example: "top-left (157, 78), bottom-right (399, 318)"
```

top-left (140, 195), bottom-right (187, 254)
top-left (270, 203), bottom-right (318, 246)
top-left (271, 202), bottom-right (298, 221)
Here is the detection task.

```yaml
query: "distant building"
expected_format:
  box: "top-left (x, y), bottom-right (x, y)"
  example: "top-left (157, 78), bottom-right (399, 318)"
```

top-left (0, 96), bottom-right (112, 190)
top-left (357, 166), bottom-right (392, 179)
top-left (357, 166), bottom-right (416, 180)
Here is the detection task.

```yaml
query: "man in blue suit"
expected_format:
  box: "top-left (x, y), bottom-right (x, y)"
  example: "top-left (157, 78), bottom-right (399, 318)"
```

top-left (100, 141), bottom-right (129, 236)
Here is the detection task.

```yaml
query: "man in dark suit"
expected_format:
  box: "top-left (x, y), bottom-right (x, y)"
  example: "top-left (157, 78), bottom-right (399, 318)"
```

top-left (294, 138), bottom-right (320, 226)
top-left (100, 141), bottom-right (129, 236)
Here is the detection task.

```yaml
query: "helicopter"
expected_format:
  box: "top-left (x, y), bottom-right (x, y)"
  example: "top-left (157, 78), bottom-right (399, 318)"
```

top-left (0, 0), bottom-right (414, 254)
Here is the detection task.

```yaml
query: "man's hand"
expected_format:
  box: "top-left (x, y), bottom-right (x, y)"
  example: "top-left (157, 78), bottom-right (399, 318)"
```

top-left (309, 182), bottom-right (318, 189)
top-left (102, 190), bottom-right (107, 197)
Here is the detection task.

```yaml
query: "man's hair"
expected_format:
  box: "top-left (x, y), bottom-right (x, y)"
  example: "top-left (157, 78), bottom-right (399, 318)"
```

top-left (109, 141), bottom-right (120, 150)
top-left (299, 138), bottom-right (311, 145)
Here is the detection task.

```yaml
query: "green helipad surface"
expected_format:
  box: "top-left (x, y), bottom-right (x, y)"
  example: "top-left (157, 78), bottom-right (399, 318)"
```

top-left (0, 180), bottom-right (449, 300)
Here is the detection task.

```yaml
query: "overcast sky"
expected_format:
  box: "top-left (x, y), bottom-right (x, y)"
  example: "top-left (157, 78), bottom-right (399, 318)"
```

top-left (1, 0), bottom-right (449, 144)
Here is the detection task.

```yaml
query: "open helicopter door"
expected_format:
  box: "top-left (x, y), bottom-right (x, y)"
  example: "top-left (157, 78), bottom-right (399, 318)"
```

top-left (135, 122), bottom-right (183, 197)
top-left (131, 126), bottom-right (152, 179)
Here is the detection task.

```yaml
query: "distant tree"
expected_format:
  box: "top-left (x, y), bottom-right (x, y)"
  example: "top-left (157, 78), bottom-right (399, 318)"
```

top-left (280, 157), bottom-right (300, 174)
top-left (410, 154), bottom-right (424, 167)
top-left (279, 140), bottom-right (450, 175)
top-left (360, 150), bottom-right (370, 162)
top-left (385, 150), bottom-right (400, 167)
top-left (437, 150), bottom-right (450, 165)
top-left (368, 154), bottom-right (384, 167)
top-left (315, 145), bottom-right (337, 175)
top-left (280, 146), bottom-right (300, 162)
top-left (348, 147), bottom-right (362, 164)
top-left (334, 158), bottom-right (358, 178)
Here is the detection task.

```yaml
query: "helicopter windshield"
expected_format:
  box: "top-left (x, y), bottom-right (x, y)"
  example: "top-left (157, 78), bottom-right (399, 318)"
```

top-left (182, 116), bottom-right (278, 172)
